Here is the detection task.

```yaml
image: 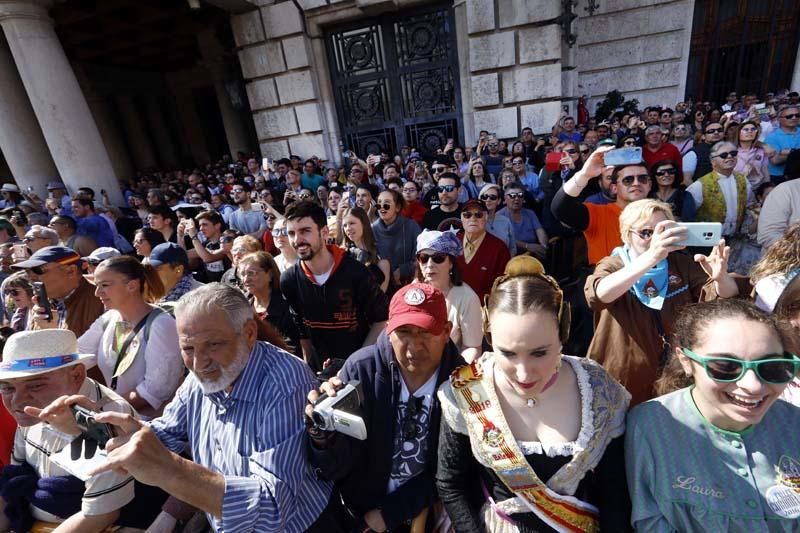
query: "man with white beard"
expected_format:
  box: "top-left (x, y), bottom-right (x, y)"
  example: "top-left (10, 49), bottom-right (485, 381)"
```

top-left (35, 283), bottom-right (338, 532)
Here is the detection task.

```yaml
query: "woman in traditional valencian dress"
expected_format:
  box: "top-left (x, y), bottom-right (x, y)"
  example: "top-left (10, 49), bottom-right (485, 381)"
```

top-left (436, 256), bottom-right (632, 532)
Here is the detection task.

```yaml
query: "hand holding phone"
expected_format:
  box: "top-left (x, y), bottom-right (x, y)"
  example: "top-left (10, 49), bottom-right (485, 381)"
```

top-left (31, 281), bottom-right (53, 323)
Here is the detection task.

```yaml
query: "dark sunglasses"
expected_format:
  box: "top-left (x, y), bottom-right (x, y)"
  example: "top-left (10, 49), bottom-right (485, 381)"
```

top-left (655, 168), bottom-right (677, 176)
top-left (378, 203), bottom-right (393, 211)
top-left (580, 149), bottom-right (590, 154)
top-left (416, 252), bottom-right (448, 264)
top-left (231, 188), bottom-right (246, 194)
top-left (781, 113), bottom-right (800, 120)
top-left (705, 128), bottom-right (723, 134)
top-left (265, 214), bottom-right (277, 221)
top-left (480, 194), bottom-right (499, 201)
top-left (630, 228), bottom-right (654, 240)
top-left (27, 265), bottom-right (48, 276)
top-left (713, 150), bottom-right (738, 160)
top-left (564, 149), bottom-right (578, 154)
top-left (432, 167), bottom-right (446, 173)
top-left (616, 174), bottom-right (650, 186)
top-left (5, 289), bottom-right (20, 297)
top-left (506, 192), bottom-right (524, 199)
top-left (461, 211), bottom-right (485, 219)
top-left (682, 348), bottom-right (800, 384)
top-left (272, 227), bottom-right (288, 237)
top-left (512, 160), bottom-right (524, 165)
top-left (438, 185), bottom-right (457, 193)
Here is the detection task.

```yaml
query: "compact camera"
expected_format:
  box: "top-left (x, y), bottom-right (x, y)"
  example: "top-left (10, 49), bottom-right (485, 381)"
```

top-left (72, 405), bottom-right (115, 449)
top-left (311, 381), bottom-right (367, 440)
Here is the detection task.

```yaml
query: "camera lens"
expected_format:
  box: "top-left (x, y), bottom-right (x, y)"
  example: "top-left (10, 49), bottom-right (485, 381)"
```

top-left (311, 411), bottom-right (327, 428)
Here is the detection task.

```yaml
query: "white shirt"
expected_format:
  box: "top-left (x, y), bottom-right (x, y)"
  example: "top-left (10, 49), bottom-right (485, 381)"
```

top-left (78, 309), bottom-right (184, 411)
top-left (12, 379), bottom-right (135, 520)
top-left (275, 253), bottom-right (298, 273)
top-left (445, 284), bottom-right (483, 352)
top-left (686, 172), bottom-right (754, 235)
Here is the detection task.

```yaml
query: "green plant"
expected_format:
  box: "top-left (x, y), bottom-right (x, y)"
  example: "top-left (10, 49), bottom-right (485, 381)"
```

top-left (594, 90), bottom-right (639, 121)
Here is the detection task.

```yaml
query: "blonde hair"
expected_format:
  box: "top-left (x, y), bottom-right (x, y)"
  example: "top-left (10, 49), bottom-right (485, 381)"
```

top-left (619, 199), bottom-right (675, 247)
top-left (750, 224), bottom-right (800, 283)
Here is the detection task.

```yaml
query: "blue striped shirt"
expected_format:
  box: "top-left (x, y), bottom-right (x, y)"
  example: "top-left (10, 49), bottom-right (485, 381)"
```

top-left (149, 341), bottom-right (332, 532)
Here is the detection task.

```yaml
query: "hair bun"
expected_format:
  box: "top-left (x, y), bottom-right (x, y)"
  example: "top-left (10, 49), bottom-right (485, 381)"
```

top-left (503, 256), bottom-right (546, 278)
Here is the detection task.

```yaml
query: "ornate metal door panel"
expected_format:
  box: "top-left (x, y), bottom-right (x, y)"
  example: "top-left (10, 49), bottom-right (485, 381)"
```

top-left (326, 5), bottom-right (462, 158)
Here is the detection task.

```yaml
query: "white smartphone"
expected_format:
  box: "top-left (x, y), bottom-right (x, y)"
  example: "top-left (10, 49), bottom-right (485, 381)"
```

top-left (676, 222), bottom-right (722, 247)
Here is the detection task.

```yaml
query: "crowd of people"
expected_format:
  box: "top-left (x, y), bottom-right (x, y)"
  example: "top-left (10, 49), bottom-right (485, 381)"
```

top-left (0, 86), bottom-right (797, 533)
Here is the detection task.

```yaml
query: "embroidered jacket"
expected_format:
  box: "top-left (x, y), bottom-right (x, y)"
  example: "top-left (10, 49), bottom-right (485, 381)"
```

top-left (694, 171), bottom-right (748, 233)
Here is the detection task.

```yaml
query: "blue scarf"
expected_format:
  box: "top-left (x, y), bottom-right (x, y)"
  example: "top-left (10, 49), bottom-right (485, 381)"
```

top-left (612, 246), bottom-right (669, 310)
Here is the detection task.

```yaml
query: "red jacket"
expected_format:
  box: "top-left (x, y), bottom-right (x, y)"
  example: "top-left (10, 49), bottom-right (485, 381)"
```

top-left (0, 404), bottom-right (15, 467)
top-left (401, 201), bottom-right (428, 226)
top-left (457, 232), bottom-right (511, 302)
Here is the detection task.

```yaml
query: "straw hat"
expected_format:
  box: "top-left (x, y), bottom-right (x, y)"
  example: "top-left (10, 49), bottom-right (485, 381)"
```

top-left (0, 329), bottom-right (95, 379)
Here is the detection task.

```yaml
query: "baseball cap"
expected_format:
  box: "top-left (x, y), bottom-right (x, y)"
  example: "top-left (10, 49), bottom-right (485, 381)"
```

top-left (148, 242), bottom-right (189, 269)
top-left (82, 247), bottom-right (121, 265)
top-left (13, 246), bottom-right (81, 270)
top-left (387, 283), bottom-right (448, 336)
top-left (462, 199), bottom-right (488, 212)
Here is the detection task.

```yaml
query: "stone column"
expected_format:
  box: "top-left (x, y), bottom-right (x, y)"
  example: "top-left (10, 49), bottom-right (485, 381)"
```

top-left (115, 95), bottom-right (158, 170)
top-left (198, 30), bottom-right (251, 158)
top-left (791, 40), bottom-right (800, 95)
top-left (144, 95), bottom-right (179, 169)
top-left (0, 30), bottom-right (58, 193)
top-left (0, 0), bottom-right (123, 205)
top-left (87, 96), bottom-right (135, 183)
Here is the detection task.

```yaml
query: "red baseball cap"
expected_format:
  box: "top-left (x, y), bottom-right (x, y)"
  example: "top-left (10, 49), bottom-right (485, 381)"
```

top-left (387, 283), bottom-right (447, 336)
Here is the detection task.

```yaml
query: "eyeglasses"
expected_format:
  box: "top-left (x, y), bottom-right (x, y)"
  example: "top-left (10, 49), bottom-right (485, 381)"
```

top-left (705, 128), bottom-right (723, 134)
top-left (512, 160), bottom-right (524, 165)
top-left (630, 228), bottom-right (654, 240)
top-left (506, 192), bottom-right (524, 199)
top-left (682, 348), bottom-right (800, 384)
top-left (402, 188), bottom-right (418, 193)
top-left (480, 194), bottom-right (499, 201)
top-left (5, 289), bottom-right (20, 297)
top-left (272, 227), bottom-right (288, 237)
top-left (378, 203), bottom-right (393, 211)
top-left (580, 148), bottom-right (590, 155)
top-left (461, 211), bottom-right (485, 219)
top-left (564, 149), bottom-right (578, 154)
top-left (298, 194), bottom-right (314, 200)
top-left (739, 127), bottom-right (758, 133)
top-left (438, 185), bottom-right (456, 193)
top-left (265, 214), bottom-right (277, 221)
top-left (616, 174), bottom-right (650, 187)
top-left (27, 265), bottom-right (48, 276)
top-left (623, 140), bottom-right (637, 146)
top-left (781, 113), bottom-right (800, 120)
top-left (231, 188), bottom-right (245, 194)
top-left (432, 166), bottom-right (446, 173)
top-left (712, 150), bottom-right (738, 160)
top-left (655, 168), bottom-right (677, 176)
top-left (416, 252), bottom-right (448, 264)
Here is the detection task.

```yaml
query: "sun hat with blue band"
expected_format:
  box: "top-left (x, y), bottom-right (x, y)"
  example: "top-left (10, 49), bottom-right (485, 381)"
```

top-left (0, 329), bottom-right (95, 380)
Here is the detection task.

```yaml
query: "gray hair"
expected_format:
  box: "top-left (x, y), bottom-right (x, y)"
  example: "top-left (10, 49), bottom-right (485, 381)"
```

top-left (25, 225), bottom-right (59, 246)
top-left (711, 141), bottom-right (736, 156)
top-left (174, 282), bottom-right (254, 331)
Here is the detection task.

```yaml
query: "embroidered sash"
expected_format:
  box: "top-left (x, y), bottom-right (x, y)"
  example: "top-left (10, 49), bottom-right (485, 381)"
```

top-left (450, 361), bottom-right (600, 533)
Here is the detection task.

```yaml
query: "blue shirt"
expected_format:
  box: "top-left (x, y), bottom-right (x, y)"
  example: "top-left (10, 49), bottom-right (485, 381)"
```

top-left (226, 206), bottom-right (267, 235)
top-left (765, 128), bottom-right (800, 176)
top-left (519, 171), bottom-right (544, 200)
top-left (76, 214), bottom-right (114, 247)
top-left (301, 173), bottom-right (325, 191)
top-left (497, 207), bottom-right (542, 244)
top-left (149, 341), bottom-right (332, 532)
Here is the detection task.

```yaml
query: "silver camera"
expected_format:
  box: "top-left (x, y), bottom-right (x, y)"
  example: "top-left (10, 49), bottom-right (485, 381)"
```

top-left (311, 381), bottom-right (367, 440)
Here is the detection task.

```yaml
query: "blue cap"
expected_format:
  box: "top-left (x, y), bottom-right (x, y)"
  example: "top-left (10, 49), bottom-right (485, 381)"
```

top-left (13, 246), bottom-right (81, 269)
top-left (148, 242), bottom-right (189, 268)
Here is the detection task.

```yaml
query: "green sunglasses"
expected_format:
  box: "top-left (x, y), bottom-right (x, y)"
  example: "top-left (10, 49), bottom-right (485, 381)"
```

top-left (682, 348), bottom-right (800, 384)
